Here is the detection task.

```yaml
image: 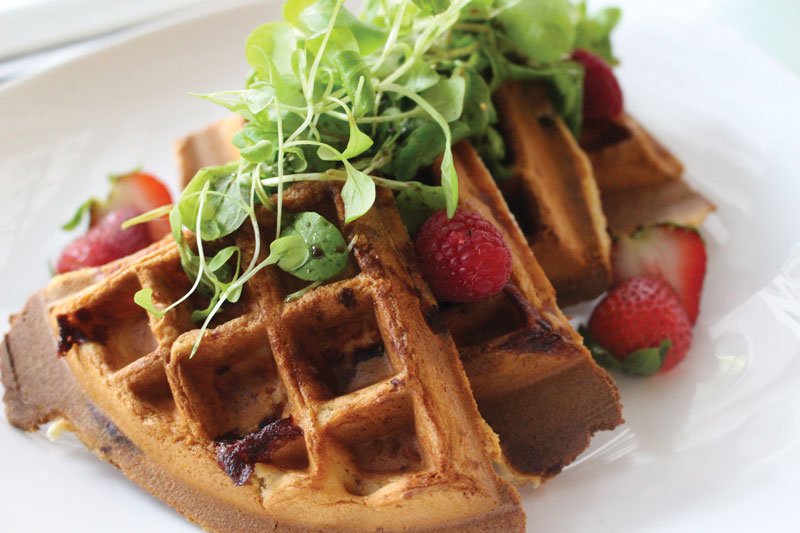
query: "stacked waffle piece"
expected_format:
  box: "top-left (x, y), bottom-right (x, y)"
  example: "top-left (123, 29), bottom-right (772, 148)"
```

top-left (493, 81), bottom-right (713, 304)
top-left (3, 183), bottom-right (526, 531)
top-left (178, 118), bottom-right (624, 481)
top-left (1, 112), bottom-right (628, 531)
top-left (579, 113), bottom-right (715, 236)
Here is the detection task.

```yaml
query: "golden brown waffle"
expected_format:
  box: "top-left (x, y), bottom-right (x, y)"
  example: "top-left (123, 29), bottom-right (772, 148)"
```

top-left (2, 184), bottom-right (525, 532)
top-left (445, 142), bottom-right (622, 477)
top-left (176, 118), bottom-right (623, 482)
top-left (494, 81), bottom-right (612, 305)
top-left (579, 115), bottom-right (715, 236)
top-left (175, 115), bottom-right (245, 182)
top-left (579, 114), bottom-right (684, 190)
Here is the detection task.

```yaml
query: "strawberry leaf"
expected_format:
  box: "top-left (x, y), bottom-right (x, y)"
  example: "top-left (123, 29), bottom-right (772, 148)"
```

top-left (622, 340), bottom-right (671, 377)
top-left (580, 326), bottom-right (671, 377)
top-left (579, 326), bottom-right (622, 370)
top-left (61, 198), bottom-right (98, 231)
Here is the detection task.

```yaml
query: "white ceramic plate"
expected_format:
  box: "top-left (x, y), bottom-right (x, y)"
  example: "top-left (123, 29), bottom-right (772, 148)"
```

top-left (2, 1), bottom-right (799, 531)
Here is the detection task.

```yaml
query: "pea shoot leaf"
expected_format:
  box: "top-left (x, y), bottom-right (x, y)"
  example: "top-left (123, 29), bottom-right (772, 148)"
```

top-left (397, 59), bottom-right (441, 93)
top-left (420, 75), bottom-right (466, 123)
top-left (411, 0), bottom-right (450, 16)
top-left (341, 161), bottom-right (376, 223)
top-left (395, 184), bottom-right (446, 235)
top-left (497, 0), bottom-right (575, 64)
top-left (208, 246), bottom-right (240, 272)
top-left (134, 288), bottom-right (165, 318)
top-left (233, 125), bottom-right (276, 163)
top-left (333, 49), bottom-right (376, 116)
top-left (280, 212), bottom-right (349, 281)
top-left (269, 234), bottom-right (310, 271)
top-left (574, 3), bottom-right (621, 65)
top-left (180, 163), bottom-right (249, 241)
top-left (285, 0), bottom-right (386, 54)
top-left (246, 21), bottom-right (297, 81)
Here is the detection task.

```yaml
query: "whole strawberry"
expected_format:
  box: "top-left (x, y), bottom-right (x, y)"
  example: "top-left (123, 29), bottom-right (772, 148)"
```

top-left (57, 207), bottom-right (152, 274)
top-left (415, 209), bottom-right (512, 303)
top-left (571, 49), bottom-right (624, 121)
top-left (585, 276), bottom-right (692, 375)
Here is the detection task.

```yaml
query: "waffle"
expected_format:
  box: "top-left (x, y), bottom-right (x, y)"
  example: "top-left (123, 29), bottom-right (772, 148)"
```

top-left (579, 115), bottom-right (715, 235)
top-left (579, 114), bottom-right (684, 190)
top-left (493, 81), bottom-right (612, 305)
top-left (175, 115), bottom-right (245, 181)
top-left (444, 141), bottom-right (622, 477)
top-left (1, 184), bottom-right (525, 531)
top-left (176, 118), bottom-right (623, 482)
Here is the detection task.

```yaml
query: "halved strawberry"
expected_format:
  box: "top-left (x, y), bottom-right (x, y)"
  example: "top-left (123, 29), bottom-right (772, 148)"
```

top-left (612, 223), bottom-right (707, 324)
top-left (90, 171), bottom-right (172, 241)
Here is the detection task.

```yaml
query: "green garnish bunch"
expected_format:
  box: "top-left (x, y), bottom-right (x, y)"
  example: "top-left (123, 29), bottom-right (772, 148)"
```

top-left (131, 0), bottom-right (619, 354)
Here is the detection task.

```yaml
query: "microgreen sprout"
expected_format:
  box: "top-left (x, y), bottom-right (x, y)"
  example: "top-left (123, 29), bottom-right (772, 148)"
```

top-left (127, 0), bottom-right (620, 351)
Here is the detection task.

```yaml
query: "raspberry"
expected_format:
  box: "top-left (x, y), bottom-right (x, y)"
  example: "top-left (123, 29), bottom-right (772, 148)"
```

top-left (414, 209), bottom-right (512, 303)
top-left (571, 49), bottom-right (624, 121)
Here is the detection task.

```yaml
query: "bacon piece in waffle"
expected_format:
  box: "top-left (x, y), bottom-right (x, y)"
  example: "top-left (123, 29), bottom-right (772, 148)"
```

top-left (494, 81), bottom-right (612, 305)
top-left (579, 115), bottom-right (715, 235)
top-left (1, 184), bottom-right (525, 532)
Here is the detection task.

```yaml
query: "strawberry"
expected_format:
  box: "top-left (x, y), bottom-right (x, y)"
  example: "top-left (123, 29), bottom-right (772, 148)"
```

top-left (57, 207), bottom-right (152, 274)
top-left (584, 276), bottom-right (693, 375)
top-left (612, 223), bottom-right (707, 324)
top-left (90, 171), bottom-right (172, 241)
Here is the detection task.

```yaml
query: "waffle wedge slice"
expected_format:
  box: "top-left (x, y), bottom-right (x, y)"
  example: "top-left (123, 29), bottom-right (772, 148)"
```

top-left (579, 114), bottom-right (684, 190)
top-left (579, 115), bottom-right (715, 235)
top-left (493, 81), bottom-right (612, 305)
top-left (176, 118), bottom-right (624, 483)
top-left (444, 141), bottom-right (622, 478)
top-left (1, 183), bottom-right (525, 532)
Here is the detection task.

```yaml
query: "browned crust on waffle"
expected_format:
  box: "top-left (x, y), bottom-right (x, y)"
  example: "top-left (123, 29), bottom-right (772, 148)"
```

top-left (448, 141), bottom-right (623, 478)
top-left (0, 299), bottom-right (523, 532)
top-left (2, 184), bottom-right (525, 532)
top-left (579, 114), bottom-right (684, 190)
top-left (2, 294), bottom-right (284, 532)
top-left (494, 81), bottom-right (611, 305)
top-left (578, 114), bottom-right (715, 235)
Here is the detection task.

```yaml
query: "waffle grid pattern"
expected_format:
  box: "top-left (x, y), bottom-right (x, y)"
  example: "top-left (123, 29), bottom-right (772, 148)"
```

top-left (50, 183), bottom-right (503, 514)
